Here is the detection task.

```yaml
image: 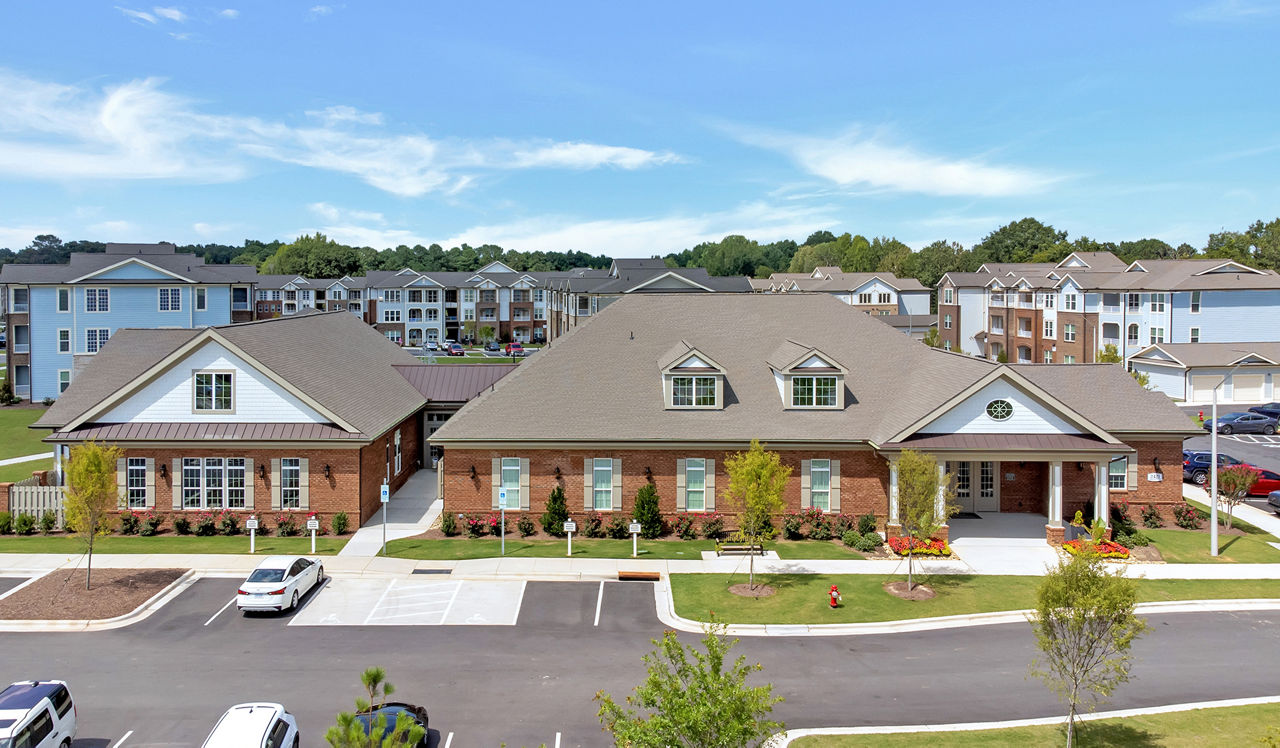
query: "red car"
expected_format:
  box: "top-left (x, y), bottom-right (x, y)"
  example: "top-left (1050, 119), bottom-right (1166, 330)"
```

top-left (504, 342), bottom-right (525, 357)
top-left (447, 343), bottom-right (465, 356)
top-left (1247, 467), bottom-right (1280, 496)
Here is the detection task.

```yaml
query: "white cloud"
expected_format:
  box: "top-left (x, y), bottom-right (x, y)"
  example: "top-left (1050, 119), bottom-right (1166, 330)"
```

top-left (309, 5), bottom-right (334, 16)
top-left (734, 126), bottom-right (1057, 198)
top-left (305, 105), bottom-right (384, 127)
top-left (307, 202), bottom-right (385, 224)
top-left (116, 7), bottom-right (157, 23)
top-left (218, 8), bottom-right (239, 19)
top-left (168, 32), bottom-right (192, 41)
top-left (509, 142), bottom-right (681, 170)
top-left (1183, 0), bottom-right (1280, 21)
top-left (153, 6), bottom-right (186, 22)
top-left (0, 225), bottom-right (53, 250)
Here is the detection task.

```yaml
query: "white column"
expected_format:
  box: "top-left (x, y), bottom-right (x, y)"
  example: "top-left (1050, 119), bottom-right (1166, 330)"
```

top-left (935, 462), bottom-right (946, 521)
top-left (53, 445), bottom-right (62, 487)
top-left (1094, 460), bottom-right (1109, 527)
top-left (888, 458), bottom-right (900, 525)
top-left (1048, 460), bottom-right (1063, 527)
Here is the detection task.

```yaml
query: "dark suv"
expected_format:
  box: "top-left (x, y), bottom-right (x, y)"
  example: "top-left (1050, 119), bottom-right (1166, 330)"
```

top-left (1182, 450), bottom-right (1245, 485)
top-left (1250, 402), bottom-right (1280, 419)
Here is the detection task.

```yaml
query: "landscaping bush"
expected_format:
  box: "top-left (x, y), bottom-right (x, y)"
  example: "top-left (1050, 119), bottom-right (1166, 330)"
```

top-left (582, 511), bottom-right (605, 539)
top-left (808, 514), bottom-right (833, 541)
top-left (218, 511), bottom-right (240, 536)
top-left (886, 535), bottom-right (950, 556)
top-left (1173, 502), bottom-right (1203, 530)
top-left (119, 510), bottom-right (142, 535)
top-left (488, 513), bottom-right (507, 536)
top-left (700, 512), bottom-right (726, 540)
top-left (633, 483), bottom-right (663, 539)
top-left (440, 512), bottom-right (459, 537)
top-left (852, 531), bottom-right (882, 553)
top-left (1124, 531), bottom-right (1150, 547)
top-left (39, 510), bottom-right (57, 535)
top-left (173, 515), bottom-right (192, 535)
top-left (841, 529), bottom-right (861, 547)
top-left (541, 485), bottom-right (569, 537)
top-left (1141, 504), bottom-right (1163, 529)
top-left (1110, 500), bottom-right (1138, 538)
top-left (0, 511), bottom-right (11, 534)
top-left (831, 513), bottom-right (855, 536)
top-left (41, 396), bottom-right (54, 407)
top-left (857, 513), bottom-right (878, 536)
top-left (274, 513), bottom-right (299, 537)
top-left (13, 513), bottom-right (35, 536)
top-left (517, 516), bottom-right (536, 538)
top-left (1064, 538), bottom-right (1130, 559)
top-left (782, 512), bottom-right (804, 540)
top-left (606, 515), bottom-right (630, 539)
top-left (140, 512), bottom-right (163, 537)
top-left (673, 514), bottom-right (697, 540)
top-left (332, 512), bottom-right (349, 535)
top-left (194, 512), bottom-right (218, 537)
top-left (463, 513), bottom-right (487, 538)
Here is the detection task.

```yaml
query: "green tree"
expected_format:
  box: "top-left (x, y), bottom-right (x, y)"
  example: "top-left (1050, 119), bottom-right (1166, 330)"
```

top-left (1030, 551), bottom-right (1148, 748)
top-left (921, 327), bottom-right (940, 348)
top-left (542, 484), bottom-right (569, 536)
top-left (1216, 464), bottom-right (1259, 530)
top-left (1096, 344), bottom-right (1123, 363)
top-left (972, 218), bottom-right (1069, 265)
top-left (722, 440), bottom-right (790, 590)
top-left (64, 441), bottom-right (125, 589)
top-left (595, 621), bottom-right (783, 748)
top-left (478, 326), bottom-right (496, 343)
top-left (896, 449), bottom-right (954, 590)
top-left (633, 483), bottom-right (663, 539)
top-left (1246, 217), bottom-right (1280, 270)
top-left (325, 667), bottom-right (425, 748)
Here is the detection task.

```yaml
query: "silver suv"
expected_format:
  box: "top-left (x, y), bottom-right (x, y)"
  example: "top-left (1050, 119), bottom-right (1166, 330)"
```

top-left (0, 680), bottom-right (76, 748)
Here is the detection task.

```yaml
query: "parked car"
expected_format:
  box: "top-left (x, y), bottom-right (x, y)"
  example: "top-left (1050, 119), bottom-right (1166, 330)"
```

top-left (1182, 450), bottom-right (1245, 485)
top-left (1249, 402), bottom-right (1280, 419)
top-left (1202, 411), bottom-right (1277, 435)
top-left (354, 702), bottom-right (429, 747)
top-left (236, 556), bottom-right (324, 613)
top-left (448, 343), bottom-right (465, 356)
top-left (505, 342), bottom-right (525, 356)
top-left (0, 680), bottom-right (76, 748)
top-left (425, 341), bottom-right (439, 351)
top-left (203, 703), bottom-right (299, 748)
top-left (443, 338), bottom-right (457, 346)
top-left (1269, 489), bottom-right (1280, 515)
top-left (484, 341), bottom-right (501, 352)
top-left (1246, 467), bottom-right (1280, 496)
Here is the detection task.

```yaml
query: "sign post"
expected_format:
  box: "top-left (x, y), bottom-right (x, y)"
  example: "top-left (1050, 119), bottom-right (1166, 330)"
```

top-left (563, 520), bottom-right (577, 557)
top-left (246, 515), bottom-right (259, 554)
top-left (307, 516), bottom-right (320, 554)
top-left (380, 483), bottom-right (390, 556)
top-left (498, 488), bottom-right (508, 556)
top-left (629, 521), bottom-right (642, 558)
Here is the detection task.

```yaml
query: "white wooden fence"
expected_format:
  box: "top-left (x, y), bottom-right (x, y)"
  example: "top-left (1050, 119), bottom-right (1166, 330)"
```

top-left (9, 485), bottom-right (65, 530)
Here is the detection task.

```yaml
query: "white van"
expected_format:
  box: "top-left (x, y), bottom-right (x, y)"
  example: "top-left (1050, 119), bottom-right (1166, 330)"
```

top-left (203, 703), bottom-right (299, 748)
top-left (0, 680), bottom-right (76, 748)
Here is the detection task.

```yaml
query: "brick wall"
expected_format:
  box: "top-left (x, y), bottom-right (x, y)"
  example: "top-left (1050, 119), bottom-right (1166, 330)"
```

top-left (1112, 440), bottom-right (1184, 522)
top-left (358, 411), bottom-right (422, 524)
top-left (937, 302), bottom-right (960, 351)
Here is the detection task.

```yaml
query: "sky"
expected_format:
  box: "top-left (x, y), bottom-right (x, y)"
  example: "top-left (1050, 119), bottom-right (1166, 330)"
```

top-left (1, 1), bottom-right (1278, 256)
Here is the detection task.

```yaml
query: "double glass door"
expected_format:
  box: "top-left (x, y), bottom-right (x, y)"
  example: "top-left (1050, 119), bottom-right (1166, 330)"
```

top-left (948, 461), bottom-right (999, 513)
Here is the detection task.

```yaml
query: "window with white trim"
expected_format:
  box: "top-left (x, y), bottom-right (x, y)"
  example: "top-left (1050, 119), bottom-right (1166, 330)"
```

top-left (1064, 354), bottom-right (1076, 364)
top-left (126, 458), bottom-right (148, 509)
top-left (57, 288), bottom-right (70, 312)
top-left (1043, 320), bottom-right (1054, 338)
top-left (684, 458), bottom-right (706, 512)
top-left (463, 308), bottom-right (475, 321)
top-left (1063, 323), bottom-right (1077, 342)
top-left (592, 458), bottom-right (613, 510)
top-left (194, 371), bottom-right (233, 411)
top-left (57, 329), bottom-right (70, 353)
top-left (672, 375), bottom-right (716, 407)
top-left (1127, 324), bottom-right (1139, 344)
top-left (1149, 327), bottom-right (1165, 344)
top-left (1190, 291), bottom-right (1201, 314)
top-left (383, 309), bottom-right (402, 323)
top-left (394, 430), bottom-right (402, 474)
top-left (281, 458), bottom-right (301, 509)
top-left (1063, 293), bottom-right (1078, 311)
top-left (792, 376), bottom-right (837, 407)
top-left (1109, 457), bottom-right (1127, 490)
top-left (943, 340), bottom-right (952, 351)
top-left (1043, 294), bottom-right (1055, 309)
top-left (942, 287), bottom-right (954, 305)
top-left (1190, 327), bottom-right (1200, 343)
top-left (85, 288), bottom-right (109, 312)
top-left (857, 292), bottom-right (872, 304)
top-left (1151, 293), bottom-right (1166, 312)
top-left (181, 457), bottom-right (246, 509)
top-left (159, 287), bottom-right (181, 311)
top-left (500, 457), bottom-right (521, 509)
top-left (878, 292), bottom-right (891, 304)
top-left (384, 289), bottom-right (402, 303)
top-left (196, 287), bottom-right (207, 311)
top-left (943, 314), bottom-right (952, 329)
top-left (57, 370), bottom-right (70, 393)
top-left (85, 328), bottom-right (110, 353)
top-left (1127, 293), bottom-right (1141, 311)
top-left (810, 459), bottom-right (831, 511)
top-left (1043, 350), bottom-right (1053, 363)
top-left (463, 289), bottom-right (476, 303)
top-left (408, 289), bottom-right (423, 304)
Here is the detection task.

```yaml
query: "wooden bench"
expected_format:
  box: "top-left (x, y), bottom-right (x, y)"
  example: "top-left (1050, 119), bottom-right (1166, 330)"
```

top-left (716, 544), bottom-right (765, 556)
top-left (617, 570), bottom-right (660, 582)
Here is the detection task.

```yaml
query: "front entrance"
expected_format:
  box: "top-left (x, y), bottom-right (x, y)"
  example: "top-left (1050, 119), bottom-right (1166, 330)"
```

top-left (948, 461), bottom-right (999, 514)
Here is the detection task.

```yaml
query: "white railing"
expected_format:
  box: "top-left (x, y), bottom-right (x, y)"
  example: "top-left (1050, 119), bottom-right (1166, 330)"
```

top-left (10, 303), bottom-right (27, 313)
top-left (14, 385), bottom-right (29, 399)
top-left (12, 343), bottom-right (28, 354)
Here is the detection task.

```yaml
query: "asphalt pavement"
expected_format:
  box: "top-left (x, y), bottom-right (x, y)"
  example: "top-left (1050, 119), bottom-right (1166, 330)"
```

top-left (4, 578), bottom-right (1280, 747)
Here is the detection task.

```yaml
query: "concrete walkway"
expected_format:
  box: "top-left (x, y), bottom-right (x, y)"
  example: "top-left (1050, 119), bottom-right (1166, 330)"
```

top-left (338, 469), bottom-right (440, 557)
top-left (1184, 483), bottom-right (1280, 539)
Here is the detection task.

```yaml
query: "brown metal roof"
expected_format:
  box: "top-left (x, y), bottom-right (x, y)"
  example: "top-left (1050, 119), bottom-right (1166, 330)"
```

top-left (884, 433), bottom-right (1129, 452)
top-left (393, 364), bottom-right (518, 403)
top-left (47, 422), bottom-right (364, 442)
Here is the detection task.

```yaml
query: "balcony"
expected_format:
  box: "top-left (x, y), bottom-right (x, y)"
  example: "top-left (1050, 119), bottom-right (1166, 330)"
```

top-left (14, 385), bottom-right (29, 399)
top-left (1102, 337), bottom-right (1120, 347)
top-left (12, 343), bottom-right (28, 354)
top-left (10, 303), bottom-right (27, 313)
top-left (233, 302), bottom-right (250, 311)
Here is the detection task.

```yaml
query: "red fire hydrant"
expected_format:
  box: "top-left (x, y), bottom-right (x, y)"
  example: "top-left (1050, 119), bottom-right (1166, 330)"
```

top-left (1198, 410), bottom-right (1204, 423)
top-left (828, 584), bottom-right (842, 609)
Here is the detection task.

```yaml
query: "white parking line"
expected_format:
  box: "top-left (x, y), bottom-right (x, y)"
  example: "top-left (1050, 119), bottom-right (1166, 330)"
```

top-left (112, 730), bottom-right (133, 747)
top-left (444, 732), bottom-right (454, 748)
top-left (204, 597), bottom-right (236, 626)
top-left (555, 732), bottom-right (561, 748)
top-left (363, 580), bottom-right (397, 625)
top-left (594, 580), bottom-right (604, 626)
top-left (439, 581), bottom-right (463, 623)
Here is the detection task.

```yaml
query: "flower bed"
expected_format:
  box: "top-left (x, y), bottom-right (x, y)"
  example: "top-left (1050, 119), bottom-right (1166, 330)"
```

top-left (1063, 539), bottom-right (1130, 559)
top-left (887, 536), bottom-right (951, 556)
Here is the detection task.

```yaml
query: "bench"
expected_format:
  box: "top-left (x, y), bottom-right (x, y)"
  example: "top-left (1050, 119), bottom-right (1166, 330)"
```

top-left (716, 544), bottom-right (765, 556)
top-left (617, 570), bottom-right (660, 582)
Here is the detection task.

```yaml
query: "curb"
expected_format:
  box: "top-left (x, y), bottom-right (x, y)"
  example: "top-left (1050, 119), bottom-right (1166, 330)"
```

top-left (768, 693), bottom-right (1280, 745)
top-left (653, 575), bottom-right (1280, 636)
top-left (0, 568), bottom-right (200, 633)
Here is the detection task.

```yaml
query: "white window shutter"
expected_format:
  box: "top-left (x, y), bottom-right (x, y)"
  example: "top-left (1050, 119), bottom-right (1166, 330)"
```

top-left (491, 458), bottom-right (501, 510)
top-left (116, 458), bottom-right (126, 508)
top-left (706, 459), bottom-right (716, 511)
top-left (271, 458), bottom-right (281, 511)
top-left (519, 458), bottom-right (530, 510)
top-left (800, 459), bottom-right (812, 509)
top-left (675, 459), bottom-right (686, 512)
top-left (830, 459), bottom-right (840, 513)
top-left (244, 458), bottom-right (255, 511)
top-left (172, 459), bottom-right (183, 510)
top-left (583, 458), bottom-right (592, 510)
top-left (611, 458), bottom-right (622, 511)
top-left (299, 458), bottom-right (310, 510)
top-left (144, 458), bottom-right (156, 509)
top-left (1127, 458), bottom-right (1138, 492)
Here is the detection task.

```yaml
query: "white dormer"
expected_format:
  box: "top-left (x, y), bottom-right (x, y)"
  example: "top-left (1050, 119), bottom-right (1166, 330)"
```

top-left (767, 344), bottom-right (848, 410)
top-left (476, 260), bottom-right (518, 274)
top-left (660, 344), bottom-right (727, 409)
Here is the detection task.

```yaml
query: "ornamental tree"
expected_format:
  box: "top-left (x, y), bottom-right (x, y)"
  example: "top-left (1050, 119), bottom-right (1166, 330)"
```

top-left (1029, 550), bottom-right (1148, 748)
top-left (325, 667), bottom-right (425, 748)
top-left (596, 621), bottom-right (783, 748)
top-left (1216, 465), bottom-right (1258, 531)
top-left (64, 441), bottom-right (125, 590)
top-left (541, 484), bottom-right (569, 537)
top-left (722, 440), bottom-right (790, 590)
top-left (896, 449), bottom-right (955, 590)
top-left (633, 483), bottom-right (663, 539)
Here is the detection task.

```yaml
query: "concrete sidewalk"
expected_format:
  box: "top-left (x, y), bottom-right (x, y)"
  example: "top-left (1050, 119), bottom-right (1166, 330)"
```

top-left (339, 469), bottom-right (440, 556)
top-left (1184, 483), bottom-right (1280, 540)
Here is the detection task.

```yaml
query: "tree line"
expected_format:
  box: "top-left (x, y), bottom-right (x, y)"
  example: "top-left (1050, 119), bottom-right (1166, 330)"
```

top-left (4, 216), bottom-right (1278, 289)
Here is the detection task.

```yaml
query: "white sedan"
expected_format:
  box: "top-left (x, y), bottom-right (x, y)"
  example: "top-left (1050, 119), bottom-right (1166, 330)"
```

top-left (236, 556), bottom-right (324, 613)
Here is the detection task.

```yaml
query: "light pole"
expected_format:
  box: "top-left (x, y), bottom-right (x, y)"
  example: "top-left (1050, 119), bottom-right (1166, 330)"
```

top-left (1209, 353), bottom-right (1252, 557)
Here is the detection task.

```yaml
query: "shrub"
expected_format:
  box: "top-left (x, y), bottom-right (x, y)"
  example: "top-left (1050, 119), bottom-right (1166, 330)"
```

top-left (218, 511), bottom-right (240, 536)
top-left (274, 513), bottom-right (299, 537)
top-left (700, 512), bottom-right (726, 540)
top-left (673, 514), bottom-right (697, 540)
top-left (841, 529), bottom-right (861, 547)
top-left (831, 513), bottom-right (856, 536)
top-left (119, 510), bottom-right (142, 535)
top-left (1126, 531), bottom-right (1150, 547)
top-left (857, 513), bottom-right (877, 535)
top-left (306, 512), bottom-right (327, 536)
top-left (440, 512), bottom-right (459, 537)
top-left (886, 535), bottom-right (949, 556)
top-left (173, 515), bottom-right (192, 535)
top-left (582, 511), bottom-right (605, 539)
top-left (0, 380), bottom-right (17, 406)
top-left (782, 512), bottom-right (804, 540)
top-left (0, 511), bottom-right (11, 534)
top-left (1064, 538), bottom-right (1130, 559)
top-left (140, 512), bottom-right (163, 537)
top-left (541, 485), bottom-right (569, 537)
top-left (488, 513), bottom-right (506, 536)
top-left (13, 513), bottom-right (35, 536)
top-left (606, 515), bottom-right (630, 539)
top-left (853, 531), bottom-right (882, 553)
top-left (332, 512), bottom-right (349, 536)
top-left (1140, 504), bottom-right (1163, 529)
top-left (1110, 500), bottom-right (1138, 538)
top-left (517, 516), bottom-right (536, 538)
top-left (1173, 502), bottom-right (1202, 530)
top-left (193, 512), bottom-right (218, 537)
top-left (463, 513), bottom-right (487, 538)
top-left (39, 510), bottom-right (57, 535)
top-left (808, 514), bottom-right (833, 541)
top-left (633, 483), bottom-right (663, 539)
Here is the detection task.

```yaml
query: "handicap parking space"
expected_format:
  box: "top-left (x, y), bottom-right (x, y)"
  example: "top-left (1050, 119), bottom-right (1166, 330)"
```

top-left (290, 577), bottom-right (526, 626)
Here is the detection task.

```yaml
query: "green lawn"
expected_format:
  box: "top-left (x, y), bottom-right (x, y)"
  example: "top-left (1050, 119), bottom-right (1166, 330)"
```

top-left (0, 458), bottom-right (52, 484)
top-left (385, 537), bottom-right (863, 561)
top-left (670, 574), bottom-right (1280, 625)
top-left (0, 407), bottom-right (51, 460)
top-left (1147, 527), bottom-right (1280, 563)
top-left (0, 534), bottom-right (350, 555)
top-left (793, 702), bottom-right (1280, 747)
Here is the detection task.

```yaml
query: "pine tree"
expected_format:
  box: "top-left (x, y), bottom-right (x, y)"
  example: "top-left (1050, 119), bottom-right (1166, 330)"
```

top-left (541, 484), bottom-right (569, 536)
top-left (633, 483), bottom-right (663, 539)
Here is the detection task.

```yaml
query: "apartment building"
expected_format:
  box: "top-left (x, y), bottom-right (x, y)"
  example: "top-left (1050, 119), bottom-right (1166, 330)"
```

top-left (749, 266), bottom-right (932, 317)
top-left (0, 243), bottom-right (258, 401)
top-left (937, 251), bottom-right (1280, 364)
top-left (254, 275), bottom-right (368, 318)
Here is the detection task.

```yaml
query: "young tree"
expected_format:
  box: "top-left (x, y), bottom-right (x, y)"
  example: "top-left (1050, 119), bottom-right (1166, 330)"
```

top-left (478, 325), bottom-right (496, 343)
top-left (541, 484), bottom-right (569, 536)
top-left (896, 449), bottom-right (955, 590)
top-left (326, 667), bottom-right (426, 748)
top-left (921, 327), bottom-right (941, 348)
top-left (596, 621), bottom-right (783, 748)
top-left (64, 441), bottom-right (124, 590)
top-left (1030, 552), bottom-right (1148, 748)
top-left (722, 440), bottom-right (791, 590)
top-left (1216, 465), bottom-right (1259, 531)
top-left (633, 483), bottom-right (663, 539)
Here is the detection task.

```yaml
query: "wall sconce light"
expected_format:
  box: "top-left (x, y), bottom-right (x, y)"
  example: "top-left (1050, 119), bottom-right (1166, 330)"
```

top-left (159, 463), bottom-right (168, 479)
top-left (1019, 461), bottom-right (1026, 468)
top-left (553, 466), bottom-right (562, 479)
top-left (1076, 462), bottom-right (1084, 472)
top-left (258, 463), bottom-right (266, 480)
top-left (1152, 456), bottom-right (1161, 471)
top-left (324, 464), bottom-right (331, 479)
top-left (469, 465), bottom-right (477, 479)
top-left (645, 466), bottom-right (653, 481)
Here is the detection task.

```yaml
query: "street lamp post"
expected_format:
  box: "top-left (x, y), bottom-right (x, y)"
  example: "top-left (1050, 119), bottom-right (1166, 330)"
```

top-left (1209, 355), bottom-right (1252, 557)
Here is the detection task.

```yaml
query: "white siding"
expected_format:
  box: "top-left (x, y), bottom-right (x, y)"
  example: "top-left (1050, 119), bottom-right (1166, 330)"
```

top-left (925, 379), bottom-right (1083, 435)
top-left (99, 340), bottom-right (330, 423)
top-left (957, 288), bottom-right (987, 356)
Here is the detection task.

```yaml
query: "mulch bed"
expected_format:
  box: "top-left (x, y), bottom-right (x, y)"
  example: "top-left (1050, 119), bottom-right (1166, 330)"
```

top-left (883, 581), bottom-right (937, 600)
top-left (728, 583), bottom-right (777, 598)
top-left (0, 568), bottom-right (185, 620)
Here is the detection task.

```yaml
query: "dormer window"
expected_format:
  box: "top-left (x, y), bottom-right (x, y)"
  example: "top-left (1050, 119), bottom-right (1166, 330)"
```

top-left (770, 345), bottom-right (847, 410)
top-left (661, 345), bottom-right (726, 410)
top-left (792, 376), bottom-right (837, 407)
top-left (673, 376), bottom-right (716, 407)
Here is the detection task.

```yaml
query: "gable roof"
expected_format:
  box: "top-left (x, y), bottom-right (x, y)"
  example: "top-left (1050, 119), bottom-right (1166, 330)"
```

top-left (0, 244), bottom-right (260, 285)
top-left (1129, 342), bottom-right (1280, 369)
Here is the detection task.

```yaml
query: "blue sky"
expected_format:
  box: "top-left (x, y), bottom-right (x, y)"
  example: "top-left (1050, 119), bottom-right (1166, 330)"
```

top-left (1, 1), bottom-right (1278, 255)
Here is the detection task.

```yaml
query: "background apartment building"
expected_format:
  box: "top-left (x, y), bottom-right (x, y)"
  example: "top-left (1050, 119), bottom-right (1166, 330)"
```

top-left (749, 266), bottom-right (931, 316)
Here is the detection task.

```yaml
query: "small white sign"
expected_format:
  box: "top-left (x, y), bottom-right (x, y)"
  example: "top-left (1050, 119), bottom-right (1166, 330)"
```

top-left (245, 519), bottom-right (259, 530)
top-left (380, 483), bottom-right (390, 503)
top-left (563, 521), bottom-right (577, 533)
top-left (306, 518), bottom-right (320, 530)
top-left (629, 522), bottom-right (642, 535)
top-left (498, 488), bottom-right (508, 503)
top-left (1147, 472), bottom-right (1163, 482)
